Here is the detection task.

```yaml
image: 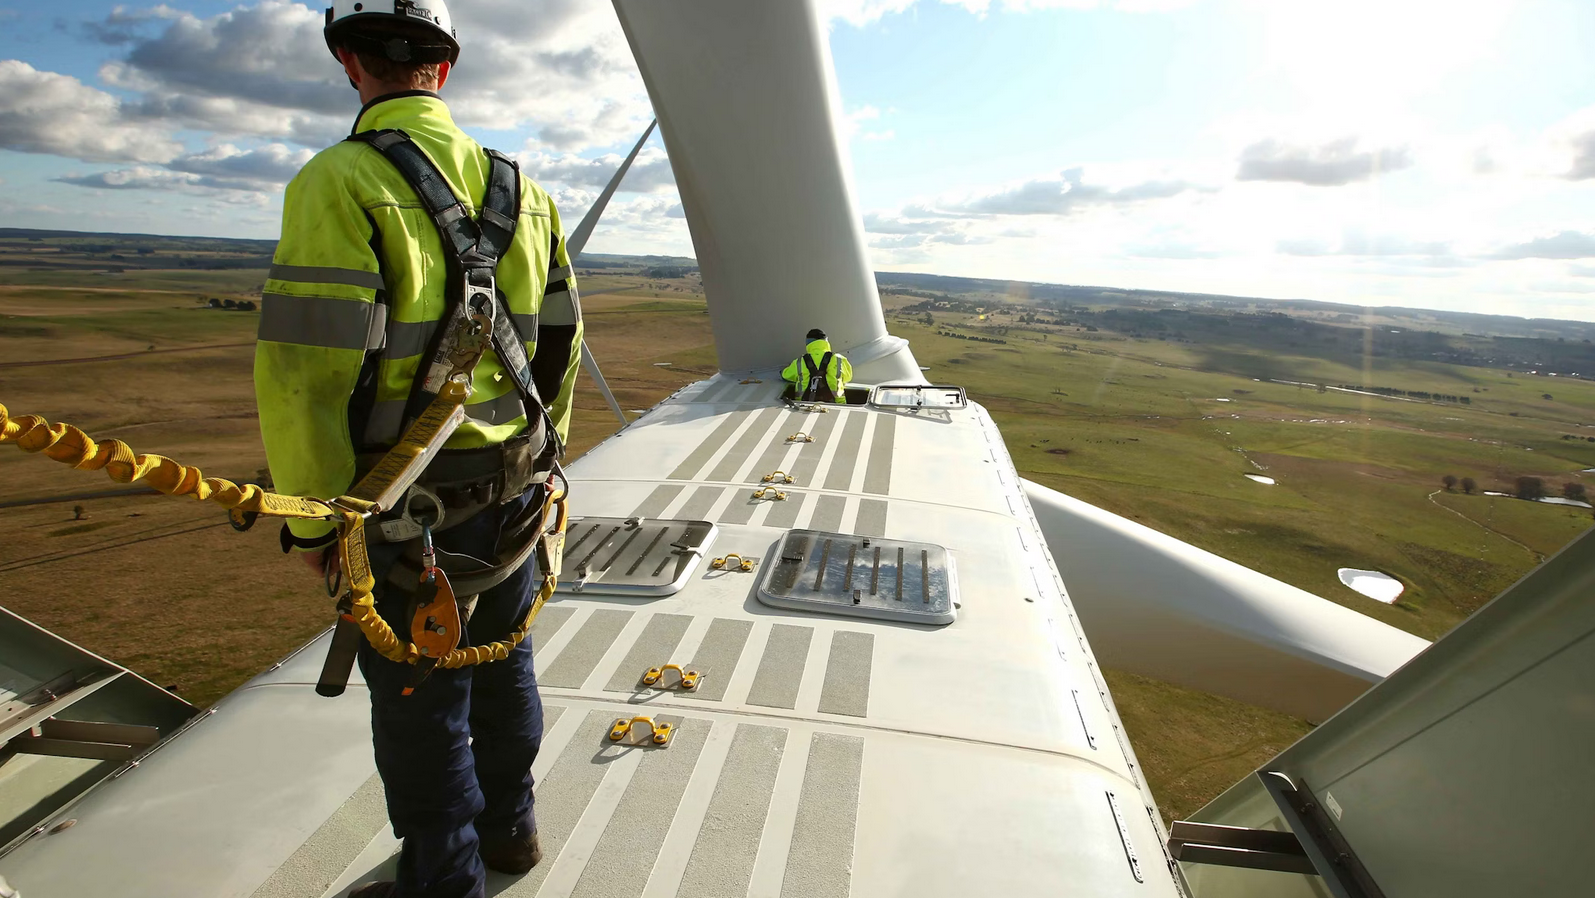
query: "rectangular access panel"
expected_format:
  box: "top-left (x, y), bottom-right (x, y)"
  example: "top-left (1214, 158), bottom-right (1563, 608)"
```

top-left (557, 517), bottom-right (716, 596)
top-left (758, 529), bottom-right (958, 625)
top-left (869, 384), bottom-right (967, 409)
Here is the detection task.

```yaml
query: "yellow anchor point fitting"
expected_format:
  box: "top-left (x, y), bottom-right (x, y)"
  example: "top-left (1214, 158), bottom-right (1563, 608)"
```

top-left (786, 432), bottom-right (815, 443)
top-left (609, 716), bottom-right (673, 746)
top-left (641, 664), bottom-right (702, 691)
top-left (750, 486), bottom-right (787, 501)
top-left (711, 554), bottom-right (756, 572)
top-left (762, 471), bottom-right (796, 484)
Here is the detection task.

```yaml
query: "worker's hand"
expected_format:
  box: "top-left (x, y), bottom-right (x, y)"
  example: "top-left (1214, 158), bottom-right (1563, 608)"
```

top-left (302, 546), bottom-right (340, 579)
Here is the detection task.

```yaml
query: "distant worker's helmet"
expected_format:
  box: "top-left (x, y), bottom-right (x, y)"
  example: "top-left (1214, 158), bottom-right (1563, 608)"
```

top-left (324, 0), bottom-right (460, 65)
top-left (806, 328), bottom-right (826, 341)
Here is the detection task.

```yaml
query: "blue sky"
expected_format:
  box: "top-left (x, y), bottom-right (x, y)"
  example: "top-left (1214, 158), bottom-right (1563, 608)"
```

top-left (3, 0), bottom-right (1595, 321)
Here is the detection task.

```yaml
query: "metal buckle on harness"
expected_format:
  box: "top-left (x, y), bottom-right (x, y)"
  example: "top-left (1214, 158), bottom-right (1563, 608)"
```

top-left (448, 276), bottom-right (496, 379)
top-left (378, 484), bottom-right (448, 543)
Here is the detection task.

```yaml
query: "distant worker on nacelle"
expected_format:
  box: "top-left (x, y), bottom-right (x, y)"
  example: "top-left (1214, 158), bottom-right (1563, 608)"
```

top-left (782, 328), bottom-right (853, 403)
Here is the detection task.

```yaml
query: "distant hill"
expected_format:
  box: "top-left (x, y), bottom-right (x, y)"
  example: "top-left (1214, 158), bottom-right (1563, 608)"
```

top-left (3, 228), bottom-right (1587, 338)
top-left (875, 271), bottom-right (1595, 341)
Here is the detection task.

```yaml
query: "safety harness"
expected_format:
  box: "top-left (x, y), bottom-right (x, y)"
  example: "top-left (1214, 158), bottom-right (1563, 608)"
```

top-left (0, 130), bottom-right (576, 698)
top-left (801, 351), bottom-right (837, 403)
top-left (346, 129), bottom-right (561, 545)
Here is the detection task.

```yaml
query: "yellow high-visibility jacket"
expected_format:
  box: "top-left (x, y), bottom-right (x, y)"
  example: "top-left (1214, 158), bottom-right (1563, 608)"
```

top-left (781, 339), bottom-right (853, 399)
top-left (255, 93), bottom-right (582, 546)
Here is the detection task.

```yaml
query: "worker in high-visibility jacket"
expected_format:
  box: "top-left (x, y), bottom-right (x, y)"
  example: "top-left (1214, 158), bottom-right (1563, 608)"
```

top-left (781, 328), bottom-right (854, 403)
top-left (253, 2), bottom-right (581, 896)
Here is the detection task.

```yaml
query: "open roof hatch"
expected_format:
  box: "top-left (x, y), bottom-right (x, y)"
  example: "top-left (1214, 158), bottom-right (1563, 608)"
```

top-left (758, 529), bottom-right (958, 625)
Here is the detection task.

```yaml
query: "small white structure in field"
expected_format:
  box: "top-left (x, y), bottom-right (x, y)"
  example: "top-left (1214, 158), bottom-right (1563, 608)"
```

top-left (1339, 568), bottom-right (1405, 603)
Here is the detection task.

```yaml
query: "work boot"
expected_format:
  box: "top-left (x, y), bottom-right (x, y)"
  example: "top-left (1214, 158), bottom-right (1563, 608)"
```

top-left (479, 828), bottom-right (542, 874)
top-left (347, 879), bottom-right (398, 897)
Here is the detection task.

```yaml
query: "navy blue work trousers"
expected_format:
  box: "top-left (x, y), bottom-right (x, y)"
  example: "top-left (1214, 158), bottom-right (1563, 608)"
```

top-left (357, 485), bottom-right (545, 897)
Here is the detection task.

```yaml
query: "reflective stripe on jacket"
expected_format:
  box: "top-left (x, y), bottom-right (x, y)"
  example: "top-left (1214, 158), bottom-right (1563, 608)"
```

top-left (780, 339), bottom-right (853, 397)
top-left (255, 93), bottom-right (583, 542)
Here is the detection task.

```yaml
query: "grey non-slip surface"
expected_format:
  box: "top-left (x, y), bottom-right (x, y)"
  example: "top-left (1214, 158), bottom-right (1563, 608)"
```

top-left (810, 495), bottom-right (847, 533)
top-left (745, 624), bottom-right (814, 710)
top-left (669, 409), bottom-right (751, 479)
top-left (676, 485), bottom-right (727, 521)
top-left (716, 488), bottom-right (772, 526)
top-left (817, 632), bottom-right (874, 718)
top-left (539, 610), bottom-right (634, 688)
top-left (530, 606), bottom-right (577, 656)
top-left (676, 724), bottom-right (788, 897)
top-left (853, 498), bottom-right (889, 537)
top-left (821, 411), bottom-right (868, 490)
top-left (684, 618), bottom-right (754, 703)
top-left (744, 411), bottom-right (809, 483)
top-left (762, 491), bottom-right (807, 529)
top-left (567, 716), bottom-right (711, 898)
top-left (790, 416), bottom-right (831, 486)
top-left (604, 613), bottom-right (694, 693)
top-left (862, 415), bottom-right (896, 495)
top-left (707, 408), bottom-right (782, 483)
top-left (781, 733), bottom-right (865, 897)
top-left (631, 483), bottom-right (686, 519)
top-left (498, 710), bottom-right (622, 896)
top-left (250, 771), bottom-right (387, 897)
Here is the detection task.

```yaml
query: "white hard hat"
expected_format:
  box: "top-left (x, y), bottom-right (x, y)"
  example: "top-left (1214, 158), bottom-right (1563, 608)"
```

top-left (324, 0), bottom-right (459, 65)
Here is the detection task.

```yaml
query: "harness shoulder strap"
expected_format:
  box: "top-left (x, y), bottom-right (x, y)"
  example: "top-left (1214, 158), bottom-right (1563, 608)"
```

top-left (818, 352), bottom-right (833, 377)
top-left (347, 130), bottom-right (554, 447)
top-left (477, 149), bottom-right (520, 264)
top-left (349, 129), bottom-right (479, 263)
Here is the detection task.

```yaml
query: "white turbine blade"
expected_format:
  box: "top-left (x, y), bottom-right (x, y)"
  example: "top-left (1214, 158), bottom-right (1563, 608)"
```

top-left (581, 340), bottom-right (627, 428)
top-left (1023, 479), bottom-right (1428, 722)
top-left (568, 118), bottom-right (657, 260)
top-left (566, 119), bottom-right (657, 430)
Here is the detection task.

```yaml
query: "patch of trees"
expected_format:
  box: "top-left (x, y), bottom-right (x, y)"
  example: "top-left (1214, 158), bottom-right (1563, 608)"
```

top-left (1515, 476), bottom-right (1546, 500)
top-left (936, 331), bottom-right (1007, 345)
top-left (1565, 483), bottom-right (1587, 501)
top-left (1560, 434), bottom-right (1595, 443)
top-left (1441, 475), bottom-right (1478, 493)
top-left (643, 266), bottom-right (696, 278)
top-left (1340, 385), bottom-right (1470, 403)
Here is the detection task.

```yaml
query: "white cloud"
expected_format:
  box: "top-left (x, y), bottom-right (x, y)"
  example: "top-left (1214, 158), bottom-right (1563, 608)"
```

top-left (0, 60), bottom-right (182, 163)
top-left (82, 1), bottom-right (652, 152)
top-left (516, 146), bottom-right (676, 193)
top-left (52, 163), bottom-right (275, 205)
top-left (1277, 231), bottom-right (1451, 257)
top-left (1564, 126), bottom-right (1595, 180)
top-left (1236, 138), bottom-right (1413, 187)
top-left (74, 4), bottom-right (183, 45)
top-left (822, 0), bottom-right (1191, 25)
top-left (927, 166), bottom-right (1203, 216)
top-left (1492, 231), bottom-right (1595, 260)
top-left (169, 143), bottom-right (315, 187)
top-left (54, 166), bottom-right (203, 191)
